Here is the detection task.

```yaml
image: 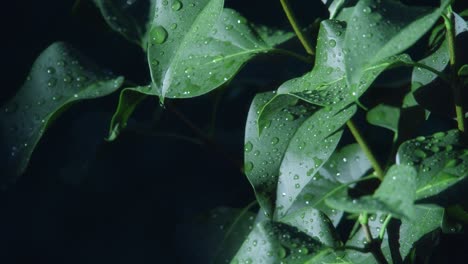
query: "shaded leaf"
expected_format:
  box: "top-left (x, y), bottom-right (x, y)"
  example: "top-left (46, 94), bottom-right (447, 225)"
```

top-left (93, 0), bottom-right (156, 48)
top-left (344, 0), bottom-right (449, 85)
top-left (232, 221), bottom-right (327, 264)
top-left (326, 165), bottom-right (417, 220)
top-left (280, 207), bottom-right (341, 247)
top-left (146, 1), bottom-right (293, 99)
top-left (275, 105), bottom-right (357, 218)
top-left (366, 104), bottom-right (400, 135)
top-left (396, 130), bottom-right (468, 200)
top-left (286, 144), bottom-right (372, 225)
top-left (244, 93), bottom-right (317, 217)
top-left (321, 0), bottom-right (349, 19)
top-left (0, 42), bottom-right (124, 185)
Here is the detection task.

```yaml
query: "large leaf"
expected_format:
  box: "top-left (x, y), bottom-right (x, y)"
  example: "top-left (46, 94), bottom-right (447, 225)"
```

top-left (145, 0), bottom-right (293, 100)
top-left (0, 42), bottom-right (124, 185)
top-left (277, 19), bottom-right (412, 110)
top-left (280, 207), bottom-right (341, 248)
top-left (396, 130), bottom-right (468, 200)
top-left (244, 93), bottom-right (317, 217)
top-left (344, 0), bottom-right (450, 85)
top-left (399, 204), bottom-right (444, 259)
top-left (93, 0), bottom-right (156, 48)
top-left (326, 165), bottom-right (418, 220)
top-left (275, 105), bottom-right (357, 218)
top-left (285, 144), bottom-right (372, 225)
top-left (232, 221), bottom-right (327, 264)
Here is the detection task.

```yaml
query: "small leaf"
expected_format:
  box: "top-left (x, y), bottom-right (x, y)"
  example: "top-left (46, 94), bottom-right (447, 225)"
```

top-left (107, 86), bottom-right (152, 141)
top-left (93, 0), bottom-right (156, 48)
top-left (147, 1), bottom-right (293, 100)
top-left (275, 105), bottom-right (357, 218)
top-left (344, 0), bottom-right (450, 85)
top-left (286, 144), bottom-right (372, 225)
top-left (396, 130), bottom-right (468, 200)
top-left (399, 204), bottom-right (444, 259)
top-left (326, 165), bottom-right (417, 220)
top-left (321, 0), bottom-right (348, 19)
top-left (458, 64), bottom-right (468, 77)
top-left (0, 42), bottom-right (124, 185)
top-left (366, 104), bottom-right (400, 135)
top-left (280, 207), bottom-right (341, 247)
top-left (244, 93), bottom-right (317, 217)
top-left (232, 221), bottom-right (326, 264)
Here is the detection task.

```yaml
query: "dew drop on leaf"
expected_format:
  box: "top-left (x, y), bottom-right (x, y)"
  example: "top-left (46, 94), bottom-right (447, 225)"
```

top-left (244, 141), bottom-right (253, 152)
top-left (171, 1), bottom-right (183, 11)
top-left (244, 161), bottom-right (254, 172)
top-left (271, 137), bottom-right (279, 145)
top-left (46, 67), bottom-right (56, 74)
top-left (151, 26), bottom-right (168, 44)
top-left (47, 78), bottom-right (57, 87)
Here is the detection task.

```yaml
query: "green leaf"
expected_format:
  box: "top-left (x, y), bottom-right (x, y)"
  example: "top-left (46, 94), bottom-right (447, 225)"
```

top-left (321, 0), bottom-right (348, 19)
top-left (344, 0), bottom-right (449, 85)
top-left (275, 105), bottom-right (357, 218)
top-left (205, 206), bottom-right (257, 264)
top-left (459, 64), bottom-right (468, 77)
top-left (399, 204), bottom-right (444, 259)
top-left (396, 130), bottom-right (468, 200)
top-left (326, 165), bottom-right (418, 220)
top-left (232, 221), bottom-right (327, 264)
top-left (280, 208), bottom-right (341, 247)
top-left (366, 104), bottom-right (400, 135)
top-left (277, 19), bottom-right (412, 110)
top-left (286, 144), bottom-right (372, 225)
top-left (244, 93), bottom-right (317, 217)
top-left (0, 42), bottom-right (124, 184)
top-left (107, 86), bottom-right (151, 141)
top-left (147, 1), bottom-right (293, 100)
top-left (93, 0), bottom-right (156, 48)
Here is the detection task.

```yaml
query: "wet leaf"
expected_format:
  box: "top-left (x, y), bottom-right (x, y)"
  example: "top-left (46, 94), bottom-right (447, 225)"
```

top-left (366, 104), bottom-right (400, 135)
top-left (344, 0), bottom-right (450, 85)
top-left (146, 1), bottom-right (293, 100)
top-left (286, 144), bottom-right (372, 225)
top-left (275, 105), bottom-right (357, 218)
top-left (93, 0), bottom-right (156, 48)
top-left (326, 165), bottom-right (418, 220)
top-left (0, 42), bottom-right (124, 185)
top-left (396, 130), bottom-right (468, 200)
top-left (232, 221), bottom-right (327, 264)
top-left (244, 93), bottom-right (317, 217)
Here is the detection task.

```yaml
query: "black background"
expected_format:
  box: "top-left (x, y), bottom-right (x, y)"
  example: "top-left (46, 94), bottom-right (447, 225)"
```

top-left (0, 0), bottom-right (467, 263)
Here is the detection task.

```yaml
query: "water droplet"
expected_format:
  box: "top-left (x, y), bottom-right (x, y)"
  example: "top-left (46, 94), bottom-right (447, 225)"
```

top-left (295, 183), bottom-right (301, 189)
top-left (329, 39), bottom-right (336, 47)
top-left (245, 141), bottom-right (253, 152)
top-left (172, 1), bottom-right (183, 11)
top-left (363, 6), bottom-right (371, 13)
top-left (151, 26), bottom-right (168, 44)
top-left (244, 162), bottom-right (254, 172)
top-left (46, 67), bottom-right (56, 74)
top-left (225, 25), bottom-right (233, 30)
top-left (151, 59), bottom-right (160, 66)
top-left (271, 137), bottom-right (279, 145)
top-left (47, 78), bottom-right (57, 87)
top-left (170, 23), bottom-right (177, 30)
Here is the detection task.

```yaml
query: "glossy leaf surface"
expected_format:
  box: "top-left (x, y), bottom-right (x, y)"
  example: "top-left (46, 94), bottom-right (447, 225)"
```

top-left (397, 130), bottom-right (468, 200)
top-left (0, 42), bottom-right (124, 185)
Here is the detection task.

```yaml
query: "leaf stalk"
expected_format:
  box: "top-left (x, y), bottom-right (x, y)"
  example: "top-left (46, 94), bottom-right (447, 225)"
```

top-left (279, 0), bottom-right (315, 55)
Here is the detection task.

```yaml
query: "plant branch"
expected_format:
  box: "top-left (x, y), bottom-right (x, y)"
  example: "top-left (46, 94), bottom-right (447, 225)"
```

top-left (280, 0), bottom-right (315, 55)
top-left (272, 48), bottom-right (314, 63)
top-left (444, 7), bottom-right (466, 133)
top-left (379, 214), bottom-right (392, 240)
top-left (346, 120), bottom-right (384, 179)
top-left (359, 213), bottom-right (389, 264)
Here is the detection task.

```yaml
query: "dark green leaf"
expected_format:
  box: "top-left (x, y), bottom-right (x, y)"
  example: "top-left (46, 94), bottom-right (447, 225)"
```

top-left (399, 204), bottom-right (444, 259)
top-left (321, 0), bottom-right (348, 19)
top-left (326, 165), bottom-right (417, 220)
top-left (93, 0), bottom-right (156, 48)
top-left (459, 64), bottom-right (468, 77)
top-left (366, 104), bottom-right (400, 135)
top-left (146, 1), bottom-right (293, 100)
top-left (344, 0), bottom-right (449, 85)
top-left (244, 93), bottom-right (317, 217)
top-left (280, 208), bottom-right (341, 247)
top-left (286, 144), bottom-right (372, 225)
top-left (0, 42), bottom-right (124, 185)
top-left (396, 130), bottom-right (468, 200)
top-left (232, 221), bottom-right (326, 264)
top-left (275, 105), bottom-right (357, 218)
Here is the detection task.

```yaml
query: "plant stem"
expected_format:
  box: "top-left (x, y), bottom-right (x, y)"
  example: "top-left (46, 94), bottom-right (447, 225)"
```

top-left (359, 213), bottom-right (389, 264)
top-left (272, 48), bottom-right (314, 63)
top-left (279, 0), bottom-right (315, 55)
top-left (444, 7), bottom-right (466, 133)
top-left (379, 214), bottom-right (392, 240)
top-left (346, 120), bottom-right (384, 179)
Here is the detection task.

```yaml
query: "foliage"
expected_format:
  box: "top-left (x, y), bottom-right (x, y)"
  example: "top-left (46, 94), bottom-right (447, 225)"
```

top-left (2, 0), bottom-right (468, 263)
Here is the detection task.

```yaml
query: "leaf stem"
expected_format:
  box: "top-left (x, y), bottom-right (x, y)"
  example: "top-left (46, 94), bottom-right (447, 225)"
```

top-left (378, 214), bottom-right (392, 240)
top-left (346, 120), bottom-right (384, 179)
top-left (272, 48), bottom-right (314, 63)
top-left (359, 212), bottom-right (389, 264)
top-left (279, 0), bottom-right (315, 55)
top-left (444, 7), bottom-right (466, 133)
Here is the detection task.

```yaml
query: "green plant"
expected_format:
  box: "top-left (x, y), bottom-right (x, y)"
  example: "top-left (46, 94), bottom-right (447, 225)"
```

top-left (1, 0), bottom-right (467, 263)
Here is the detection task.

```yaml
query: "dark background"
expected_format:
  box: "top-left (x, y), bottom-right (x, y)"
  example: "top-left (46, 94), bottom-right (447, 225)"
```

top-left (0, 0), bottom-right (467, 263)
